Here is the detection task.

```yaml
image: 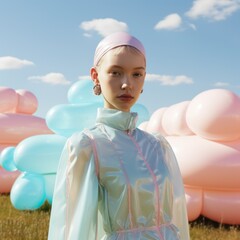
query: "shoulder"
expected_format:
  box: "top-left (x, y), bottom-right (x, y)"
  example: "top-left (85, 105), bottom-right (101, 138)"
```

top-left (136, 128), bottom-right (172, 151)
top-left (65, 129), bottom-right (93, 154)
top-left (154, 133), bottom-right (173, 152)
top-left (136, 128), bottom-right (162, 144)
top-left (67, 125), bottom-right (102, 149)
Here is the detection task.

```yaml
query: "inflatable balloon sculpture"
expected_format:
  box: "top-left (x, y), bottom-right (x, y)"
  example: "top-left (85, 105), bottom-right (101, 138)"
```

top-left (0, 80), bottom-right (149, 210)
top-left (140, 89), bottom-right (240, 225)
top-left (0, 87), bottom-right (52, 197)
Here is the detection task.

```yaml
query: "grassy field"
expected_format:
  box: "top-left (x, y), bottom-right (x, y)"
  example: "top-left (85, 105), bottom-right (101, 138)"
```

top-left (0, 194), bottom-right (239, 240)
top-left (0, 194), bottom-right (50, 240)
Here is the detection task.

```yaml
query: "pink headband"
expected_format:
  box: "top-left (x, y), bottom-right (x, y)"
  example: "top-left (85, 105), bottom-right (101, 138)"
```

top-left (93, 32), bottom-right (146, 66)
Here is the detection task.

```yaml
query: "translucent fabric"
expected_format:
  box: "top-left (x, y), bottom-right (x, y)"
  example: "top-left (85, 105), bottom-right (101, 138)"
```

top-left (48, 108), bottom-right (190, 240)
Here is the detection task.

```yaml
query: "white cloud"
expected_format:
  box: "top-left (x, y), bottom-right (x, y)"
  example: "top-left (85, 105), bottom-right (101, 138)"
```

top-left (146, 74), bottom-right (194, 86)
top-left (214, 82), bottom-right (230, 87)
top-left (83, 33), bottom-right (92, 38)
top-left (186, 0), bottom-right (240, 21)
top-left (189, 23), bottom-right (197, 30)
top-left (78, 75), bottom-right (91, 81)
top-left (28, 72), bottom-right (71, 85)
top-left (80, 18), bottom-right (128, 37)
top-left (154, 13), bottom-right (182, 30)
top-left (0, 56), bottom-right (34, 70)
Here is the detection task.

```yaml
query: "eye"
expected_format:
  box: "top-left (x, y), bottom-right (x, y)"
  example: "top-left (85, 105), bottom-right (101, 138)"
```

top-left (133, 72), bottom-right (143, 78)
top-left (109, 70), bottom-right (121, 76)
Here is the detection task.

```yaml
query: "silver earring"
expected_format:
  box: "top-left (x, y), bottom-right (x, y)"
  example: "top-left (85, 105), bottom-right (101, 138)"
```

top-left (93, 84), bottom-right (101, 95)
top-left (140, 89), bottom-right (143, 94)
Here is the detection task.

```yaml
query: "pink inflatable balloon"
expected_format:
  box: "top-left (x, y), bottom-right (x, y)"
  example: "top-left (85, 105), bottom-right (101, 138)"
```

top-left (167, 136), bottom-right (240, 189)
top-left (15, 89), bottom-right (38, 114)
top-left (166, 135), bottom-right (240, 224)
top-left (0, 114), bottom-right (52, 144)
top-left (146, 89), bottom-right (240, 224)
top-left (185, 187), bottom-right (202, 221)
top-left (0, 87), bottom-right (18, 113)
top-left (186, 89), bottom-right (240, 141)
top-left (162, 101), bottom-right (193, 136)
top-left (146, 108), bottom-right (167, 135)
top-left (0, 86), bottom-right (53, 195)
top-left (203, 191), bottom-right (240, 225)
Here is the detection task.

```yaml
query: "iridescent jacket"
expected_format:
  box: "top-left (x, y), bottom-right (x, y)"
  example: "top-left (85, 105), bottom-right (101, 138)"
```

top-left (48, 108), bottom-right (190, 240)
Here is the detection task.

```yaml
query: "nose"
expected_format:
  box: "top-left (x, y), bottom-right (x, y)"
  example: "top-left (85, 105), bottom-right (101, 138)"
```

top-left (121, 83), bottom-right (128, 90)
top-left (121, 75), bottom-right (132, 90)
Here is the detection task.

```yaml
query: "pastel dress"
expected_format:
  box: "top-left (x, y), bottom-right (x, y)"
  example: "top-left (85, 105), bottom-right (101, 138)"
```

top-left (48, 108), bottom-right (190, 240)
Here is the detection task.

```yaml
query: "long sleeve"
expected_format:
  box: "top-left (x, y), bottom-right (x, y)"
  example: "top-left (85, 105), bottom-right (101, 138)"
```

top-left (48, 132), bottom-right (102, 240)
top-left (157, 135), bottom-right (190, 240)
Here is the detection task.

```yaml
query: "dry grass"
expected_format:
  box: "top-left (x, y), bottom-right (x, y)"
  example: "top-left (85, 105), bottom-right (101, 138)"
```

top-left (0, 194), bottom-right (239, 239)
top-left (0, 194), bottom-right (50, 240)
top-left (190, 216), bottom-right (240, 240)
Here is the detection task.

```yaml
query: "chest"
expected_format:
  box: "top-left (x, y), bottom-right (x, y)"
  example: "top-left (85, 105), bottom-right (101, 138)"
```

top-left (93, 130), bottom-right (170, 191)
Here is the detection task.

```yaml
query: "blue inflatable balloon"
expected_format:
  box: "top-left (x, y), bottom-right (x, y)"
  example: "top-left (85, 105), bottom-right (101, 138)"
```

top-left (10, 172), bottom-right (46, 210)
top-left (43, 173), bottom-right (56, 204)
top-left (0, 146), bottom-right (17, 171)
top-left (46, 102), bottom-right (103, 136)
top-left (132, 103), bottom-right (150, 125)
top-left (67, 79), bottom-right (102, 104)
top-left (46, 102), bottom-right (149, 136)
top-left (14, 134), bottom-right (67, 174)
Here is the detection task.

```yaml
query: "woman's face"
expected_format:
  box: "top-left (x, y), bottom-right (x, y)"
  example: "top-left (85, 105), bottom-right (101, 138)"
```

top-left (91, 47), bottom-right (146, 112)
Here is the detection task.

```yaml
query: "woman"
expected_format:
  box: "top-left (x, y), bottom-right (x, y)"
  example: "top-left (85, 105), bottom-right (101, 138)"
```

top-left (48, 32), bottom-right (190, 240)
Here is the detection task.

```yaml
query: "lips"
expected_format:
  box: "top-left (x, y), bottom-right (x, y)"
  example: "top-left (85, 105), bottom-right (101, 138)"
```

top-left (117, 94), bottom-right (134, 101)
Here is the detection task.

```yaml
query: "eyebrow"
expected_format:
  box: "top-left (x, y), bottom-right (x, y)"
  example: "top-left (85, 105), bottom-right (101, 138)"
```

top-left (110, 65), bottom-right (146, 70)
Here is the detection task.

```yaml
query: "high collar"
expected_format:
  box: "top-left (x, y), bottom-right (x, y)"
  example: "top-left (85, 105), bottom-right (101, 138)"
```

top-left (96, 108), bottom-right (138, 131)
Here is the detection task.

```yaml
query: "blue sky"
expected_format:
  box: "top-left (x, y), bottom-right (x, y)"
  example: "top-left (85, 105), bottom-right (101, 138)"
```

top-left (1, 0), bottom-right (240, 117)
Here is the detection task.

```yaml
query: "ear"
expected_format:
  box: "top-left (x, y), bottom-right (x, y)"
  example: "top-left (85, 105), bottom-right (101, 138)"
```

top-left (90, 67), bottom-right (99, 85)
